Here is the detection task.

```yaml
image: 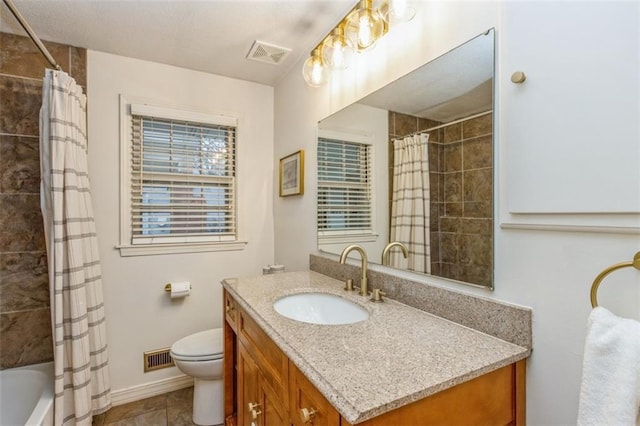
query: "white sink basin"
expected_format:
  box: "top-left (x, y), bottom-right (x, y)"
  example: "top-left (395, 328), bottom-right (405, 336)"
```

top-left (273, 293), bottom-right (369, 325)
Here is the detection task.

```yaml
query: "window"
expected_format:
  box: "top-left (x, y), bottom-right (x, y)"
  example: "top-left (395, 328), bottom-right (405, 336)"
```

top-left (119, 99), bottom-right (245, 256)
top-left (317, 136), bottom-right (372, 237)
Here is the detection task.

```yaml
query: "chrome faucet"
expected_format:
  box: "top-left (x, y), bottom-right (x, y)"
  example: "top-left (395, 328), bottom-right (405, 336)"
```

top-left (339, 245), bottom-right (368, 296)
top-left (381, 241), bottom-right (409, 266)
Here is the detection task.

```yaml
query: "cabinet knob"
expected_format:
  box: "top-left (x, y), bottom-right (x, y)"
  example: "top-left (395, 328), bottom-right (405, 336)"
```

top-left (511, 71), bottom-right (526, 83)
top-left (251, 409), bottom-right (262, 419)
top-left (248, 402), bottom-right (261, 411)
top-left (300, 407), bottom-right (317, 423)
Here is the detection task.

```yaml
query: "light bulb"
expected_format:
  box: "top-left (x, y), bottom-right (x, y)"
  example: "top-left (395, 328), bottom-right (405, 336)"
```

top-left (346, 0), bottom-right (385, 51)
top-left (358, 13), bottom-right (374, 48)
top-left (379, 0), bottom-right (415, 24)
top-left (331, 48), bottom-right (345, 69)
top-left (322, 27), bottom-right (354, 70)
top-left (302, 49), bottom-right (328, 87)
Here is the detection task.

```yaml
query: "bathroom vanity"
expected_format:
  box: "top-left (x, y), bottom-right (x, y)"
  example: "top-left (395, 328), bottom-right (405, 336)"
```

top-left (222, 271), bottom-right (529, 425)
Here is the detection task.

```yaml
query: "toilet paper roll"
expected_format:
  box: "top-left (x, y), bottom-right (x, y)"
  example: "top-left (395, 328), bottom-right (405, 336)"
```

top-left (169, 281), bottom-right (191, 299)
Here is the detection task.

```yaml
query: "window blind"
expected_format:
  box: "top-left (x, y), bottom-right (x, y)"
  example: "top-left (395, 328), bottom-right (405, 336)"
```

top-left (317, 138), bottom-right (372, 233)
top-left (131, 114), bottom-right (236, 244)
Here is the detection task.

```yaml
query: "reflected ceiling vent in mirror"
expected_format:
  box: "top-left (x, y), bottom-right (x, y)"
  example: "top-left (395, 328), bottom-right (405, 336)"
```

top-left (246, 40), bottom-right (292, 65)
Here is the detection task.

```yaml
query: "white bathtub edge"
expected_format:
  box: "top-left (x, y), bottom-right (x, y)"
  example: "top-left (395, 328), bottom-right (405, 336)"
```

top-left (13, 362), bottom-right (54, 426)
top-left (6, 363), bottom-right (193, 422)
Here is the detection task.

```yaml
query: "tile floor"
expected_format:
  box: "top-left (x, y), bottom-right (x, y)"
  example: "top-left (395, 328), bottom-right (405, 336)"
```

top-left (92, 387), bottom-right (197, 426)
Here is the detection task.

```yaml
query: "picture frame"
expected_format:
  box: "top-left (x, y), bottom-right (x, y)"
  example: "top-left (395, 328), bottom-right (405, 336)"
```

top-left (279, 150), bottom-right (304, 197)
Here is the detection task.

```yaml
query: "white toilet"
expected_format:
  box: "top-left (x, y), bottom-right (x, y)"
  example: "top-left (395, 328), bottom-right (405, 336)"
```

top-left (170, 328), bottom-right (224, 425)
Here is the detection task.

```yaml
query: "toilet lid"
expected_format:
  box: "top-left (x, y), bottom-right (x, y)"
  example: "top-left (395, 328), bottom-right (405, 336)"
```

top-left (171, 328), bottom-right (223, 361)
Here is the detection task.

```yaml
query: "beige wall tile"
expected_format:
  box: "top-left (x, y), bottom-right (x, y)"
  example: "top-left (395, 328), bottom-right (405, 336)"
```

top-left (0, 307), bottom-right (52, 368)
top-left (0, 135), bottom-right (40, 193)
top-left (0, 194), bottom-right (45, 252)
top-left (0, 76), bottom-right (42, 136)
top-left (0, 251), bottom-right (49, 312)
top-left (0, 32), bottom-right (86, 369)
top-left (0, 32), bottom-right (70, 79)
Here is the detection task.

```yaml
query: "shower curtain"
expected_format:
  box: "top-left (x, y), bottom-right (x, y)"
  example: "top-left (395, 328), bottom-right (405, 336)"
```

top-left (389, 133), bottom-right (431, 274)
top-left (40, 69), bottom-right (111, 425)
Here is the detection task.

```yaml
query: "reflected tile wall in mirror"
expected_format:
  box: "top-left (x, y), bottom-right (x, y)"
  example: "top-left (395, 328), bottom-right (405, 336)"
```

top-left (387, 112), bottom-right (493, 287)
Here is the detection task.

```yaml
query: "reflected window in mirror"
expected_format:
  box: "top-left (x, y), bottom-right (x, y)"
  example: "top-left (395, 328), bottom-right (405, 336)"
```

top-left (316, 29), bottom-right (495, 289)
top-left (317, 131), bottom-right (375, 247)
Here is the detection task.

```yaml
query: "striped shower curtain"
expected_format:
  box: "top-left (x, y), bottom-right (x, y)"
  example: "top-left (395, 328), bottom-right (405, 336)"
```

top-left (40, 70), bottom-right (111, 425)
top-left (389, 133), bottom-right (431, 274)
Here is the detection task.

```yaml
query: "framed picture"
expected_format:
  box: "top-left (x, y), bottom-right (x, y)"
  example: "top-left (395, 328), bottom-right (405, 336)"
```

top-left (279, 150), bottom-right (304, 197)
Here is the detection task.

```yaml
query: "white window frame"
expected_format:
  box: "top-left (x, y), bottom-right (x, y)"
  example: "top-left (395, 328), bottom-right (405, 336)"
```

top-left (317, 129), bottom-right (377, 245)
top-left (117, 95), bottom-right (247, 256)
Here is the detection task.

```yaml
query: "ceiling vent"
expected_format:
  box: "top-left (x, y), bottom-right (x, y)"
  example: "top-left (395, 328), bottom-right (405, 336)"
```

top-left (246, 40), bottom-right (292, 65)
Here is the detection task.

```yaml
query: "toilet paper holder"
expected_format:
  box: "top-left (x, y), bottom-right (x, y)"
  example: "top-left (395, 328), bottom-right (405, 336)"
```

top-left (164, 283), bottom-right (192, 292)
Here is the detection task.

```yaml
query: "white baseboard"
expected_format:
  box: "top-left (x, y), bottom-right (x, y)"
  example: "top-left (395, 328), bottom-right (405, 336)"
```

top-left (111, 374), bottom-right (194, 406)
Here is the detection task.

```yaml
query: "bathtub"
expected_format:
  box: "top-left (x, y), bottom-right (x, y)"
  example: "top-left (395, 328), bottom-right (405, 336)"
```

top-left (0, 362), bottom-right (53, 426)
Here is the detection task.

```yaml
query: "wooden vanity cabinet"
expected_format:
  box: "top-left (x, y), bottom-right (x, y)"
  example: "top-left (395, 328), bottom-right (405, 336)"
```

top-left (231, 295), bottom-right (289, 426)
top-left (223, 290), bottom-right (526, 426)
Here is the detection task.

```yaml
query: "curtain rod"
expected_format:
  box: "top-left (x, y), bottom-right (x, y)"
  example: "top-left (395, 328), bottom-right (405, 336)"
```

top-left (3, 0), bottom-right (62, 71)
top-left (401, 110), bottom-right (493, 139)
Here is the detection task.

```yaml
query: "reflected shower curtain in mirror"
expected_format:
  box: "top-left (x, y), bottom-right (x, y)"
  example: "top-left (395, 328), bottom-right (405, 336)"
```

top-left (390, 134), bottom-right (431, 273)
top-left (40, 69), bottom-right (111, 425)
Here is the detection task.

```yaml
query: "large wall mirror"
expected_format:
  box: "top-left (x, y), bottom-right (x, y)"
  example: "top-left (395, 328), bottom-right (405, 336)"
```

top-left (317, 29), bottom-right (495, 289)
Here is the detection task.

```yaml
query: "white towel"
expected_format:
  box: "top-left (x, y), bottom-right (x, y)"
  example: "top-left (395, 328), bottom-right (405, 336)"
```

top-left (577, 307), bottom-right (640, 426)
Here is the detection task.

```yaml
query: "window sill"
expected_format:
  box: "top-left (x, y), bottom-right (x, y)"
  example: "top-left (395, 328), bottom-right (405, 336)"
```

top-left (317, 233), bottom-right (378, 245)
top-left (117, 240), bottom-right (247, 257)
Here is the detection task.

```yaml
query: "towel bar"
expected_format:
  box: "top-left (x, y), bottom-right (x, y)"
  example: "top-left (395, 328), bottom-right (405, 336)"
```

top-left (590, 251), bottom-right (640, 307)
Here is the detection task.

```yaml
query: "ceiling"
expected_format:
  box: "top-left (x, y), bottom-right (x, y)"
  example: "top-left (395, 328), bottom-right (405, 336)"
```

top-left (0, 0), bottom-right (356, 86)
top-left (358, 29), bottom-right (494, 123)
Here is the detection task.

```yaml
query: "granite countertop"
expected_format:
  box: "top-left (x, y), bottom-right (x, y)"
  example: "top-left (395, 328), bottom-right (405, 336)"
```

top-left (222, 271), bottom-right (530, 424)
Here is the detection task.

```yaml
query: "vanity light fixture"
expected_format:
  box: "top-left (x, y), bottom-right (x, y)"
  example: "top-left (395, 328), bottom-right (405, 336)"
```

top-left (302, 0), bottom-right (415, 87)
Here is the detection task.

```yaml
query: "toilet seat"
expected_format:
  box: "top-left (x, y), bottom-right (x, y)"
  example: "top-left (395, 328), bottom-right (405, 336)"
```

top-left (170, 328), bottom-right (223, 362)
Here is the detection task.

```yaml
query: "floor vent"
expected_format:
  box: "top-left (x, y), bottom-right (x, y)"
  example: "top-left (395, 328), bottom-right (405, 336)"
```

top-left (246, 40), bottom-right (291, 65)
top-left (143, 348), bottom-right (174, 372)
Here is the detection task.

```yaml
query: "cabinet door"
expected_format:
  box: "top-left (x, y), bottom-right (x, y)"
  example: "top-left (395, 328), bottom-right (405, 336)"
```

top-left (238, 344), bottom-right (264, 426)
top-left (502, 1), bottom-right (639, 214)
top-left (239, 342), bottom-right (288, 426)
top-left (289, 363), bottom-right (340, 426)
top-left (238, 344), bottom-right (260, 426)
top-left (260, 372), bottom-right (288, 426)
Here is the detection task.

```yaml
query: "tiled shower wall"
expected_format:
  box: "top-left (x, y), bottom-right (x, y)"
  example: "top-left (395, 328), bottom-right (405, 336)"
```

top-left (388, 111), bottom-right (493, 287)
top-left (0, 32), bottom-right (86, 369)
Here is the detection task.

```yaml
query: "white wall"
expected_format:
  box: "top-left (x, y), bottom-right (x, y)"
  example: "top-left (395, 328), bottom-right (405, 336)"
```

top-left (274, 1), bottom-right (640, 425)
top-left (87, 51), bottom-right (275, 394)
